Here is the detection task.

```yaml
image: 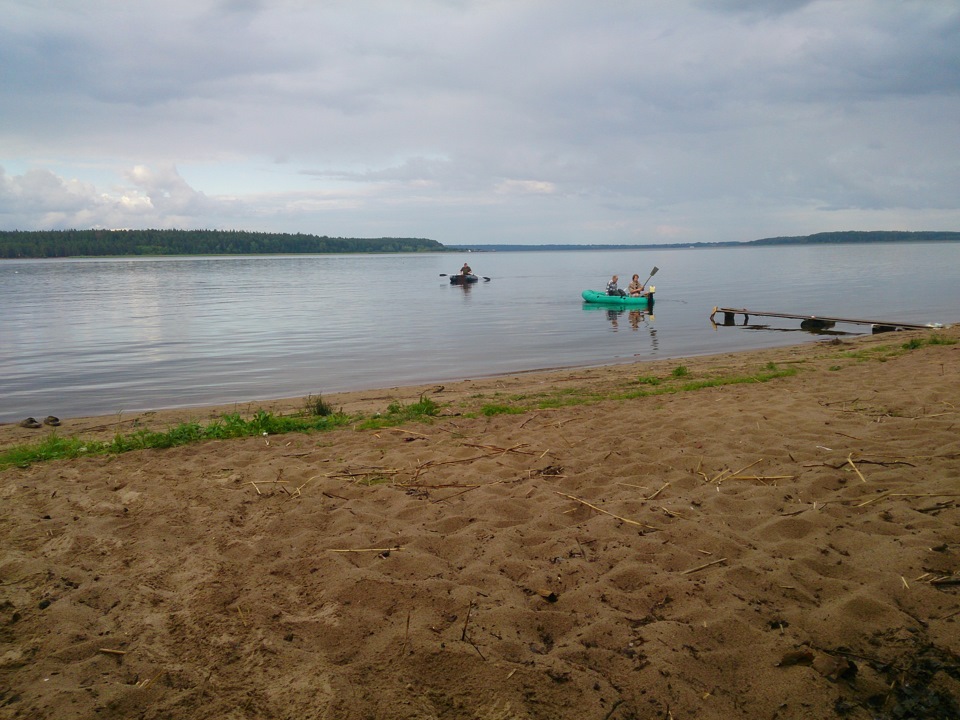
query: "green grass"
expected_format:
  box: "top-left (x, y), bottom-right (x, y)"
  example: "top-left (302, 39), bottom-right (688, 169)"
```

top-left (0, 407), bottom-right (352, 469)
top-left (15, 336), bottom-right (939, 470)
top-left (481, 404), bottom-right (526, 416)
top-left (353, 395), bottom-right (440, 430)
top-left (903, 334), bottom-right (956, 350)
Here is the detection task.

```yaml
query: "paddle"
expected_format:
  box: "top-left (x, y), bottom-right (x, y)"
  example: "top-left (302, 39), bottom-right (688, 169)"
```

top-left (642, 266), bottom-right (659, 288)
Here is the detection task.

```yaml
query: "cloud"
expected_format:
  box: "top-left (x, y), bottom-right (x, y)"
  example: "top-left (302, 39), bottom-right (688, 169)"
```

top-left (1, 0), bottom-right (959, 242)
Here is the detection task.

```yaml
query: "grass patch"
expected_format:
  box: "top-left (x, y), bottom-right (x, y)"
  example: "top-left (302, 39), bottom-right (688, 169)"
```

top-left (354, 395), bottom-right (440, 430)
top-left (903, 334), bottom-right (957, 350)
top-left (1, 406), bottom-right (352, 469)
top-left (302, 393), bottom-right (336, 416)
top-left (0, 357), bottom-right (816, 470)
top-left (481, 404), bottom-right (526, 416)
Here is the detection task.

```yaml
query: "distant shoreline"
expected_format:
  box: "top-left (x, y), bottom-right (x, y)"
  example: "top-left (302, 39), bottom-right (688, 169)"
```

top-left (448, 230), bottom-right (960, 252)
top-left (1, 229), bottom-right (958, 259)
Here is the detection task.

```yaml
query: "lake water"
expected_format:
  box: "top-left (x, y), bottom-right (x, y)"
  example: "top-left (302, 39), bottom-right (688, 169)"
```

top-left (1, 243), bottom-right (957, 422)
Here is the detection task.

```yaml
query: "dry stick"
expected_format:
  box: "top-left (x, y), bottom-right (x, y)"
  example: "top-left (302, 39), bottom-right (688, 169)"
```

top-left (930, 576), bottom-right (960, 587)
top-left (854, 492), bottom-right (960, 508)
top-left (645, 482), bottom-right (670, 501)
top-left (554, 492), bottom-right (660, 531)
top-left (137, 670), bottom-right (163, 690)
top-left (328, 546), bottom-right (404, 553)
top-left (248, 480), bottom-right (288, 495)
top-left (399, 611), bottom-right (411, 656)
top-left (431, 485), bottom-right (482, 504)
top-left (462, 442), bottom-right (535, 455)
top-left (682, 557), bottom-right (728, 575)
top-left (847, 454), bottom-right (867, 483)
top-left (461, 602), bottom-right (474, 641)
top-left (399, 482), bottom-right (484, 489)
top-left (99, 648), bottom-right (127, 656)
top-left (710, 458), bottom-right (763, 485)
top-left (330, 469), bottom-right (401, 479)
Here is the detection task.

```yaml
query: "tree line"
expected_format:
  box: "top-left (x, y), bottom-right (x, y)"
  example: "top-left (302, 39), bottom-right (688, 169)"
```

top-left (0, 229), bottom-right (446, 258)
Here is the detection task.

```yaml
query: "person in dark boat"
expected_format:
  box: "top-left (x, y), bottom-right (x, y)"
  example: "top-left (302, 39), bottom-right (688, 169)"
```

top-left (461, 263), bottom-right (472, 277)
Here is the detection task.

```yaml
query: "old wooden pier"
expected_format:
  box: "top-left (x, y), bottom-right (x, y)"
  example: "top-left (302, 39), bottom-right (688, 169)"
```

top-left (709, 307), bottom-right (946, 333)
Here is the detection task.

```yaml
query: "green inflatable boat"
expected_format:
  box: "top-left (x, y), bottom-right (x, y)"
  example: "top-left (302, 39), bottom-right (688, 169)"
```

top-left (581, 289), bottom-right (655, 307)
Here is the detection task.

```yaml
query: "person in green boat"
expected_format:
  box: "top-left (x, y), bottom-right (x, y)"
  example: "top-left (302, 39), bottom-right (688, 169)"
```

top-left (606, 275), bottom-right (626, 296)
top-left (628, 274), bottom-right (645, 297)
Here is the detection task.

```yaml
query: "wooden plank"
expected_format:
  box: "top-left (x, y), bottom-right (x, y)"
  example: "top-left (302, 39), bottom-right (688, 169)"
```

top-left (710, 307), bottom-right (943, 331)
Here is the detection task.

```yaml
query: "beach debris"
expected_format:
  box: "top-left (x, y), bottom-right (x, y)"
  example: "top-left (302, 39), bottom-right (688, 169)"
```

top-left (554, 491), bottom-right (660, 531)
top-left (813, 654), bottom-right (857, 681)
top-left (776, 649), bottom-right (814, 667)
top-left (327, 545), bottom-right (404, 554)
top-left (98, 648), bottom-right (127, 656)
top-left (535, 588), bottom-right (559, 603)
top-left (681, 558), bottom-right (728, 575)
top-left (43, 415), bottom-right (61, 426)
top-left (18, 417), bottom-right (41, 428)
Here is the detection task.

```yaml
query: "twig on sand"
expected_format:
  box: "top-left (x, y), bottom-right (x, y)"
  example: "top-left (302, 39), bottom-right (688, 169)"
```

top-left (136, 670), bottom-right (163, 689)
top-left (645, 482), bottom-right (670, 501)
top-left (930, 575), bottom-right (960, 587)
top-left (399, 611), bottom-right (411, 656)
top-left (554, 492), bottom-right (660, 531)
top-left (99, 648), bottom-right (127, 656)
top-left (248, 480), bottom-right (288, 495)
top-left (461, 602), bottom-right (474, 641)
top-left (682, 558), bottom-right (728, 575)
top-left (462, 442), bottom-right (535, 456)
top-left (328, 546), bottom-right (404, 553)
top-left (711, 459), bottom-right (762, 485)
top-left (602, 699), bottom-right (625, 720)
top-left (847, 454), bottom-right (867, 483)
top-left (854, 492), bottom-right (960, 508)
top-left (459, 602), bottom-right (486, 660)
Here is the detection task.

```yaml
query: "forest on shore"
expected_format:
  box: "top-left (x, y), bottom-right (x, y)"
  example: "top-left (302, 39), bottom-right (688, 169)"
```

top-left (1, 228), bottom-right (958, 259)
top-left (0, 229), bottom-right (444, 258)
top-left (449, 230), bottom-right (960, 252)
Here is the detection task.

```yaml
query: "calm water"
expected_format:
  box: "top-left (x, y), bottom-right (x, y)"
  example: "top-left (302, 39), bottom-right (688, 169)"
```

top-left (1, 243), bottom-right (957, 422)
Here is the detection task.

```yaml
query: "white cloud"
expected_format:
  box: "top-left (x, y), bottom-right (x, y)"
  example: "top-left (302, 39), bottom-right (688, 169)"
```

top-left (0, 0), bottom-right (958, 242)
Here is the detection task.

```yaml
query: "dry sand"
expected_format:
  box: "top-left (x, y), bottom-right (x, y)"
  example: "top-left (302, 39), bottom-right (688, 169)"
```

top-left (2, 327), bottom-right (959, 719)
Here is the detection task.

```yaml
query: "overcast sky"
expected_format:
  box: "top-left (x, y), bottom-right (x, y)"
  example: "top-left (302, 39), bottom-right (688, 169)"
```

top-left (2, 1), bottom-right (958, 245)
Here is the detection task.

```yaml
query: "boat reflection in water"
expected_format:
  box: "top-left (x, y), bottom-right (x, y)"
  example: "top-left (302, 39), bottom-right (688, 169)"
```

top-left (582, 304), bottom-right (659, 353)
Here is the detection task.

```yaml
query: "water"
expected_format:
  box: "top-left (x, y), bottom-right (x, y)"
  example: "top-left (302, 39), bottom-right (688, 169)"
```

top-left (1, 243), bottom-right (957, 422)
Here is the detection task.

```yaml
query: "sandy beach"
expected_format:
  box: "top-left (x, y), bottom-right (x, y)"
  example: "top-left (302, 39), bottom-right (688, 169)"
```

top-left (2, 326), bottom-right (958, 719)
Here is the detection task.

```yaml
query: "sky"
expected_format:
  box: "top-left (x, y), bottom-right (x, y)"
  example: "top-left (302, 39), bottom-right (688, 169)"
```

top-left (1, 0), bottom-right (959, 245)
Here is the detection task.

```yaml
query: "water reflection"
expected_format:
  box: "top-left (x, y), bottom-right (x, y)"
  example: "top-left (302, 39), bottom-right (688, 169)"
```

top-left (582, 304), bottom-right (659, 353)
